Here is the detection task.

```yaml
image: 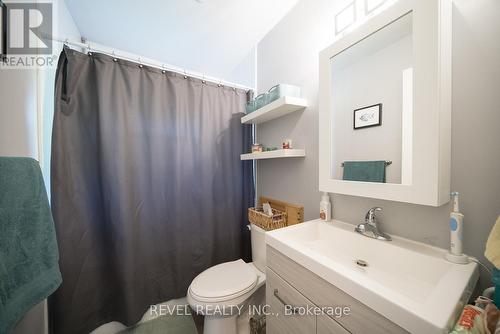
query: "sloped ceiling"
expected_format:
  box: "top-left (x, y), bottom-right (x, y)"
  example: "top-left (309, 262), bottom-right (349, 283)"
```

top-left (65, 0), bottom-right (299, 85)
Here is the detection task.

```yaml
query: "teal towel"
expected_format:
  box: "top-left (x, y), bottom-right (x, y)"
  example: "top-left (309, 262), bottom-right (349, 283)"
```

top-left (117, 314), bottom-right (198, 334)
top-left (0, 157), bottom-right (62, 334)
top-left (342, 160), bottom-right (387, 183)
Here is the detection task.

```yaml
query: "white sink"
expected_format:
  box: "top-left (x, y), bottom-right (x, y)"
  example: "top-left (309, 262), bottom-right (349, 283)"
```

top-left (266, 219), bottom-right (479, 334)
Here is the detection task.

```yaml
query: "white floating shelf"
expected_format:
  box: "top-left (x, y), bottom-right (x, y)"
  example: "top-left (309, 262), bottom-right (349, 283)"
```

top-left (240, 149), bottom-right (306, 161)
top-left (241, 96), bottom-right (308, 124)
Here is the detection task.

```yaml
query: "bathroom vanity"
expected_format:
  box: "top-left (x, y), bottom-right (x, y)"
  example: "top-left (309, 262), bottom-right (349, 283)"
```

top-left (264, 0), bottom-right (478, 332)
top-left (266, 246), bottom-right (407, 334)
top-left (265, 220), bottom-right (479, 334)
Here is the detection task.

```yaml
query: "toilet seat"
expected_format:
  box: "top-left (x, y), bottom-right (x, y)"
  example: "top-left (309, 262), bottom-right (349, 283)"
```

top-left (189, 259), bottom-right (258, 303)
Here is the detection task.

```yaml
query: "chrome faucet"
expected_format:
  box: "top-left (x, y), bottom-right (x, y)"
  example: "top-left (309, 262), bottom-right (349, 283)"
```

top-left (355, 207), bottom-right (392, 241)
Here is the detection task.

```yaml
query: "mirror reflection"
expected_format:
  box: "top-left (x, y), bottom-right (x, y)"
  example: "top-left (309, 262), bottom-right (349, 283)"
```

top-left (330, 12), bottom-right (413, 185)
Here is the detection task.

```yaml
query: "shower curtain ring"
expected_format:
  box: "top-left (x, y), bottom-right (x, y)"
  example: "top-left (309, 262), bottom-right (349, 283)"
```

top-left (138, 57), bottom-right (144, 68)
top-left (161, 64), bottom-right (166, 74)
top-left (183, 70), bottom-right (188, 79)
top-left (112, 51), bottom-right (118, 62)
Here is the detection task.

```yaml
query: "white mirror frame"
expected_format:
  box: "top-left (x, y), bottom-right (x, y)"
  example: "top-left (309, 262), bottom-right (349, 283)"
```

top-left (319, 0), bottom-right (452, 206)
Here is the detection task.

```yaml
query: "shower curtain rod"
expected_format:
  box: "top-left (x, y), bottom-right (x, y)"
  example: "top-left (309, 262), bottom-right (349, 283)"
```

top-left (48, 35), bottom-right (254, 92)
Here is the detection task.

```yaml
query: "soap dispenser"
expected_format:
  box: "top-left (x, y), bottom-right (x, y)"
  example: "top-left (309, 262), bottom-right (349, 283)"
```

top-left (445, 192), bottom-right (469, 264)
top-left (320, 192), bottom-right (331, 221)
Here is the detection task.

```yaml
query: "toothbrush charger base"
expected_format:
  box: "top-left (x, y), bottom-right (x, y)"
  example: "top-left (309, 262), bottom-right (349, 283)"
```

top-left (445, 252), bottom-right (469, 265)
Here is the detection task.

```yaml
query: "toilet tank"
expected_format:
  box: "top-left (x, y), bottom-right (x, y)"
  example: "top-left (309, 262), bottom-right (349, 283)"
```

top-left (250, 224), bottom-right (266, 272)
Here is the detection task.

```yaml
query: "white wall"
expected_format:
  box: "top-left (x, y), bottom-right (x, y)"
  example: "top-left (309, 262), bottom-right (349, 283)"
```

top-left (0, 69), bottom-right (38, 157)
top-left (64, 0), bottom-right (298, 87)
top-left (256, 0), bottom-right (500, 293)
top-left (226, 46), bottom-right (257, 90)
top-left (0, 1), bottom-right (80, 333)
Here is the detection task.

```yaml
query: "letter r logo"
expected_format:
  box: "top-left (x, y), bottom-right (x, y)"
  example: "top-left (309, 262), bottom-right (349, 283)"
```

top-left (6, 2), bottom-right (52, 54)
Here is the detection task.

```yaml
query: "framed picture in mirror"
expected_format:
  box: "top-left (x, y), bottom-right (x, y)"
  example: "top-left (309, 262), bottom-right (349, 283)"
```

top-left (353, 103), bottom-right (382, 129)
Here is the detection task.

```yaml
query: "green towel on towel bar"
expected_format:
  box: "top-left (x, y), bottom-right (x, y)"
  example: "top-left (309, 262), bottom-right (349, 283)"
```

top-left (0, 157), bottom-right (62, 334)
top-left (342, 160), bottom-right (387, 183)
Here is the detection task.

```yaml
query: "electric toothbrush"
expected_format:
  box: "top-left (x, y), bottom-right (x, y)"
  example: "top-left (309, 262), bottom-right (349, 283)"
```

top-left (445, 192), bottom-right (469, 264)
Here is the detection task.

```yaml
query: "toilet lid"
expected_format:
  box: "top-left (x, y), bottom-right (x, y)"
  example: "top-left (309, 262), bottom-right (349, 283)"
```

top-left (190, 259), bottom-right (258, 302)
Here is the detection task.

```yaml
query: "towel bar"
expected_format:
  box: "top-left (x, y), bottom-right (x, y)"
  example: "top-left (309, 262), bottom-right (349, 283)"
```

top-left (341, 161), bottom-right (392, 167)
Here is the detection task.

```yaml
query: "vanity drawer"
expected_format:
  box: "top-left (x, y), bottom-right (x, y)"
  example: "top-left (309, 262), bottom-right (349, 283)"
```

top-left (317, 315), bottom-right (351, 334)
top-left (267, 246), bottom-right (409, 334)
top-left (266, 267), bottom-right (316, 334)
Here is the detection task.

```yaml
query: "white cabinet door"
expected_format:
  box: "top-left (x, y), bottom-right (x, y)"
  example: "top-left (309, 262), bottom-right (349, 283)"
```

top-left (266, 268), bottom-right (316, 334)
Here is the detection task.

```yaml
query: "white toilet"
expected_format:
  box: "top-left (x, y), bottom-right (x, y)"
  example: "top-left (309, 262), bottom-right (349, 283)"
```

top-left (187, 224), bottom-right (267, 334)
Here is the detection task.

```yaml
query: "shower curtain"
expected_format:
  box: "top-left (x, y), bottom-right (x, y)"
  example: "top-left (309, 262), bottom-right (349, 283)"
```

top-left (50, 47), bottom-right (254, 334)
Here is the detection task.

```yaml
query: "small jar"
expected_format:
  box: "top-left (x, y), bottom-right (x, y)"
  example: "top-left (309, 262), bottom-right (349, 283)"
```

top-left (282, 139), bottom-right (293, 149)
top-left (252, 143), bottom-right (263, 153)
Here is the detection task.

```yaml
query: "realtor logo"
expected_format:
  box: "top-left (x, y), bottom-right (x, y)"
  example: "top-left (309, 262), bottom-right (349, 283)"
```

top-left (5, 2), bottom-right (52, 55)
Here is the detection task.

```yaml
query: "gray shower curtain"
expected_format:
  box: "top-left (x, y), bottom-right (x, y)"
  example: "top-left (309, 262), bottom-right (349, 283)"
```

top-left (50, 47), bottom-right (254, 334)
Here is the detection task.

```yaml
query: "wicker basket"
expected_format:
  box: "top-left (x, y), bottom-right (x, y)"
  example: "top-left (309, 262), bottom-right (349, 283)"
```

top-left (248, 206), bottom-right (287, 231)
